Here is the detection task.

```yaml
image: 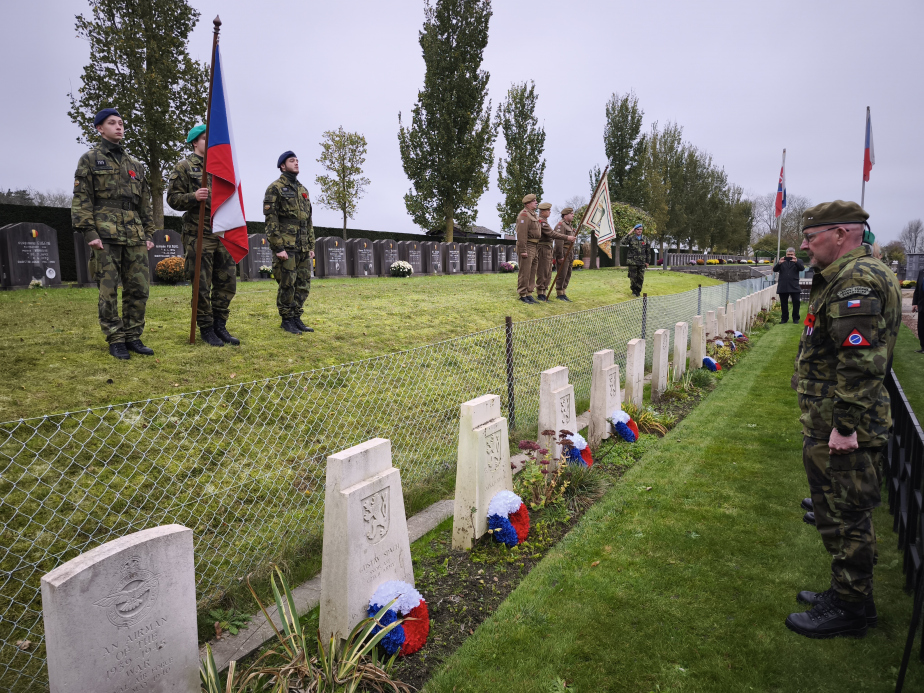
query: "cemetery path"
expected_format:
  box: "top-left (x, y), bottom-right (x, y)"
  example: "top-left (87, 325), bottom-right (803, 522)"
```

top-left (425, 325), bottom-right (924, 693)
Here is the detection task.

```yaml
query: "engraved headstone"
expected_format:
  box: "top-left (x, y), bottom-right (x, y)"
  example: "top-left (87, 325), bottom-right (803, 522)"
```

top-left (146, 230), bottom-right (183, 285)
top-left (315, 236), bottom-right (349, 278)
top-left (397, 240), bottom-right (424, 275)
top-left (441, 242), bottom-right (461, 274)
top-left (589, 349), bottom-right (621, 448)
top-left (477, 244), bottom-right (495, 273)
top-left (673, 321), bottom-right (689, 380)
top-left (460, 243), bottom-right (478, 273)
top-left (452, 394), bottom-right (512, 550)
top-left (705, 310), bottom-right (717, 341)
top-left (690, 315), bottom-right (705, 370)
top-left (727, 305), bottom-right (736, 334)
top-left (40, 525), bottom-right (198, 693)
top-left (716, 306), bottom-right (726, 338)
top-left (373, 239), bottom-right (399, 276)
top-left (73, 231), bottom-right (96, 286)
top-left (0, 222), bottom-right (62, 289)
top-left (347, 238), bottom-right (375, 277)
top-left (240, 233), bottom-right (276, 281)
top-left (319, 438), bottom-right (414, 642)
top-left (651, 329), bottom-right (670, 404)
top-left (421, 241), bottom-right (442, 275)
top-left (624, 338), bottom-right (645, 407)
top-left (538, 366), bottom-right (577, 462)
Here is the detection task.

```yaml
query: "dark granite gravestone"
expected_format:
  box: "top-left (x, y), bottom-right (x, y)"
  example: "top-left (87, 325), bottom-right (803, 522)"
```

top-left (478, 244), bottom-right (495, 273)
top-left (73, 232), bottom-right (96, 286)
top-left (507, 245), bottom-right (519, 264)
top-left (315, 236), bottom-right (349, 278)
top-left (0, 223), bottom-right (63, 289)
top-left (147, 229), bottom-right (184, 284)
top-left (441, 242), bottom-right (462, 274)
top-left (373, 239), bottom-right (400, 276)
top-left (459, 243), bottom-right (478, 273)
top-left (347, 238), bottom-right (375, 277)
top-left (240, 233), bottom-right (276, 281)
top-left (421, 241), bottom-right (442, 275)
top-left (397, 240), bottom-right (424, 275)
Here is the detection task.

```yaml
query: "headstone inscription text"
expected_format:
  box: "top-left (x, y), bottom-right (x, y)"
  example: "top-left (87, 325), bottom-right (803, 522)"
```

top-left (0, 222), bottom-right (63, 289)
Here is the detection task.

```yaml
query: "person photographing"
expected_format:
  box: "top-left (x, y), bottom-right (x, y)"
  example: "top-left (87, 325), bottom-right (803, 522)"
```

top-left (773, 248), bottom-right (805, 324)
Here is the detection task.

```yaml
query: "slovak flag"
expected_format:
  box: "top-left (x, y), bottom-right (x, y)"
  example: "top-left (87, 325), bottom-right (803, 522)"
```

top-left (206, 44), bottom-right (249, 263)
top-left (863, 108), bottom-right (875, 183)
top-left (775, 149), bottom-right (786, 218)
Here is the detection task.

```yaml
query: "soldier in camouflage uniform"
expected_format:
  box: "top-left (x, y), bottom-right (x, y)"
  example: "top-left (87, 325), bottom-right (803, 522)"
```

top-left (264, 151), bottom-right (314, 334)
top-left (553, 207), bottom-right (576, 302)
top-left (166, 124), bottom-right (240, 347)
top-left (535, 202), bottom-right (575, 301)
top-left (71, 108), bottom-right (155, 360)
top-left (621, 223), bottom-right (651, 296)
top-left (785, 200), bottom-right (901, 640)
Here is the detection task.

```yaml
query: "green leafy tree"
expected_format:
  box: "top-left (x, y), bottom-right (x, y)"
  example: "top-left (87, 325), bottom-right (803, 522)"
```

top-left (67, 0), bottom-right (208, 228)
top-left (603, 90), bottom-right (646, 206)
top-left (315, 127), bottom-right (371, 238)
top-left (882, 240), bottom-right (905, 265)
top-left (398, 0), bottom-right (496, 241)
top-left (495, 81), bottom-right (546, 233)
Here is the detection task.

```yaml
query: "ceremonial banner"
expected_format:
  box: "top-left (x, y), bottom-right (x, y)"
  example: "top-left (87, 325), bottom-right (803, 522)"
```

top-left (582, 174), bottom-right (616, 244)
top-left (863, 108), bottom-right (875, 183)
top-left (775, 151), bottom-right (787, 218)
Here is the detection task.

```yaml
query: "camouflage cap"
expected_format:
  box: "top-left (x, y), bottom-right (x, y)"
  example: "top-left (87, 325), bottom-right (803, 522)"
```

top-left (522, 193), bottom-right (537, 204)
top-left (538, 202), bottom-right (552, 211)
top-left (186, 124), bottom-right (206, 143)
top-left (561, 207), bottom-right (574, 216)
top-left (802, 200), bottom-right (869, 231)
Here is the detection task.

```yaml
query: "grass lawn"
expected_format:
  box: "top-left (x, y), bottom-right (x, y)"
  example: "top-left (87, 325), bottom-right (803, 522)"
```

top-left (891, 323), bottom-right (924, 417)
top-left (0, 268), bottom-right (716, 422)
top-left (426, 324), bottom-right (923, 692)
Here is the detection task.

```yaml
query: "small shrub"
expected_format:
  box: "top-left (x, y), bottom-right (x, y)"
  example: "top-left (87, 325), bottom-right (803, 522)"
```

top-left (561, 464), bottom-right (608, 512)
top-left (499, 261), bottom-right (518, 273)
top-left (621, 402), bottom-right (676, 436)
top-left (572, 259), bottom-right (584, 269)
top-left (155, 256), bottom-right (185, 284)
top-left (690, 367), bottom-right (716, 389)
top-left (696, 258), bottom-right (705, 265)
top-left (390, 260), bottom-right (413, 277)
top-left (901, 279), bottom-right (917, 288)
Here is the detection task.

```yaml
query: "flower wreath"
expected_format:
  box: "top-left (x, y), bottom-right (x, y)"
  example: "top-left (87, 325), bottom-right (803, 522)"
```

top-left (368, 580), bottom-right (429, 656)
top-left (562, 432), bottom-right (593, 467)
top-left (733, 330), bottom-right (746, 340)
top-left (487, 490), bottom-right (530, 547)
top-left (608, 408), bottom-right (639, 443)
top-left (703, 356), bottom-right (721, 371)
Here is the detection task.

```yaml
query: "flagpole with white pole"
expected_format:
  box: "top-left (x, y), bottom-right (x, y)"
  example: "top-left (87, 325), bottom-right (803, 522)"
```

top-left (861, 106), bottom-right (872, 208)
top-left (775, 148), bottom-right (785, 263)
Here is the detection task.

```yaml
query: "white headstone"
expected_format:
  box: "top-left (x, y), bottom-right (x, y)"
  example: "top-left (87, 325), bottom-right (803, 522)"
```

top-left (706, 311), bottom-right (717, 341)
top-left (651, 329), bottom-right (670, 404)
top-left (452, 394), bottom-right (512, 550)
top-left (41, 525), bottom-right (198, 693)
top-left (320, 438), bottom-right (413, 642)
top-left (728, 305), bottom-right (736, 334)
top-left (538, 366), bottom-right (576, 461)
top-left (624, 339), bottom-right (645, 408)
top-left (673, 322), bottom-right (688, 380)
top-left (717, 306), bottom-right (726, 338)
top-left (690, 315), bottom-right (705, 370)
top-left (590, 349), bottom-right (621, 448)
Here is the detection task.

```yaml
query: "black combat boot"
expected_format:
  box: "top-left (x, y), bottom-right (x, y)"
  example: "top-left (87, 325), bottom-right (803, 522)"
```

top-left (213, 319), bottom-right (240, 345)
top-left (796, 588), bottom-right (877, 627)
top-left (557, 294), bottom-right (572, 302)
top-left (801, 497), bottom-right (813, 512)
top-left (109, 342), bottom-right (130, 360)
top-left (280, 319), bottom-right (301, 335)
top-left (292, 317), bottom-right (314, 333)
top-left (785, 594), bottom-right (869, 638)
top-left (536, 294), bottom-right (548, 302)
top-left (802, 511), bottom-right (815, 525)
top-left (200, 325), bottom-right (224, 347)
top-left (125, 339), bottom-right (154, 355)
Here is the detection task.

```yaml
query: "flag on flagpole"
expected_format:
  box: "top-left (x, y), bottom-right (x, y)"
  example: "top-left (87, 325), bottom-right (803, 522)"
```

top-left (863, 108), bottom-right (875, 183)
top-left (774, 150), bottom-right (786, 218)
top-left (580, 172), bottom-right (617, 258)
top-left (206, 44), bottom-right (249, 263)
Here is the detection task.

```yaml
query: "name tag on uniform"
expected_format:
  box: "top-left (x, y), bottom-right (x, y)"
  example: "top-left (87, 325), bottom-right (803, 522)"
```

top-left (192, 167), bottom-right (201, 172)
top-left (95, 159), bottom-right (107, 167)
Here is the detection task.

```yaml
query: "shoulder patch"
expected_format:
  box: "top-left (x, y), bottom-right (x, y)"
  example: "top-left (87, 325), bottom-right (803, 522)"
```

top-left (74, 179), bottom-right (79, 188)
top-left (191, 166), bottom-right (201, 173)
top-left (837, 286), bottom-right (872, 299)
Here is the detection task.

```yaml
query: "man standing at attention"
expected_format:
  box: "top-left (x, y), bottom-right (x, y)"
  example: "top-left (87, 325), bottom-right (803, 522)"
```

top-left (264, 151), bottom-right (315, 334)
top-left (773, 247), bottom-right (805, 324)
top-left (167, 124), bottom-right (240, 347)
top-left (912, 264), bottom-right (924, 353)
top-left (535, 202), bottom-right (575, 302)
top-left (515, 193), bottom-right (541, 304)
top-left (72, 108), bottom-right (155, 360)
top-left (621, 223), bottom-right (651, 297)
top-left (785, 201), bottom-right (901, 639)
top-left (552, 206), bottom-right (577, 302)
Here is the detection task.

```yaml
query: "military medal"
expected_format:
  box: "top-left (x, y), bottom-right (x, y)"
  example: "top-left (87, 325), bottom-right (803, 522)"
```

top-left (804, 313), bottom-right (816, 335)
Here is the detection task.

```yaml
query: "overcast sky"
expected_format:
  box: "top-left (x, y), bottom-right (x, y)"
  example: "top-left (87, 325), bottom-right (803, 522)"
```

top-left (2, 0), bottom-right (922, 244)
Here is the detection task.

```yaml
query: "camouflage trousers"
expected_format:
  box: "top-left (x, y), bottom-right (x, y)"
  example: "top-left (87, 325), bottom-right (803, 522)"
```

top-left (273, 250), bottom-right (311, 319)
top-left (628, 264), bottom-right (645, 295)
top-left (555, 256), bottom-right (572, 296)
top-left (183, 233), bottom-right (237, 328)
top-left (94, 243), bottom-right (150, 344)
top-left (802, 436), bottom-right (883, 601)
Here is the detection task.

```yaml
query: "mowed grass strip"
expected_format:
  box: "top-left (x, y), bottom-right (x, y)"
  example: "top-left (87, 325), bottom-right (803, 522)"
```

top-left (0, 269), bottom-right (715, 421)
top-left (426, 325), bottom-right (922, 692)
top-left (892, 322), bottom-right (924, 416)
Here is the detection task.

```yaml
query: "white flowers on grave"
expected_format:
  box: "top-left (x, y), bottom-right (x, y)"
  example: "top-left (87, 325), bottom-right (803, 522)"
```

top-left (368, 580), bottom-right (429, 656)
top-left (390, 260), bottom-right (414, 277)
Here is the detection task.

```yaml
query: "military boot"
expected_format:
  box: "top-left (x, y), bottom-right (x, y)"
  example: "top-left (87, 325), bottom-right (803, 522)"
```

top-left (785, 595), bottom-right (868, 639)
top-left (796, 588), bottom-right (877, 627)
top-left (280, 319), bottom-right (301, 335)
top-left (557, 294), bottom-right (572, 302)
top-left (293, 317), bottom-right (314, 333)
top-left (801, 497), bottom-right (813, 512)
top-left (213, 320), bottom-right (240, 345)
top-left (125, 339), bottom-right (154, 356)
top-left (200, 325), bottom-right (225, 347)
top-left (803, 511), bottom-right (815, 526)
top-left (109, 342), bottom-right (130, 360)
top-left (536, 294), bottom-right (548, 302)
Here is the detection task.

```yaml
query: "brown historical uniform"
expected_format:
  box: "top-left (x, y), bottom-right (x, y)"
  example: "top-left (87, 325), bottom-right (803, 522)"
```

top-left (537, 215), bottom-right (571, 297)
top-left (553, 218), bottom-right (575, 296)
top-left (515, 203), bottom-right (542, 298)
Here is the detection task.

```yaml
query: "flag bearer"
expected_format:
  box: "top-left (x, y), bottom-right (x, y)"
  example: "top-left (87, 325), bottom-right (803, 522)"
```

top-left (621, 223), bottom-right (651, 296)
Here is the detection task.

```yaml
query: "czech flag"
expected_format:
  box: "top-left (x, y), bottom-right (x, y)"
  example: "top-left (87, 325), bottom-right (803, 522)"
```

top-left (206, 44), bottom-right (249, 263)
top-left (775, 149), bottom-right (786, 218)
top-left (863, 108), bottom-right (875, 183)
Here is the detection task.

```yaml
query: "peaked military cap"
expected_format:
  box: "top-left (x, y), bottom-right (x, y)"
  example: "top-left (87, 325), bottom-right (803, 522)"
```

top-left (538, 202), bottom-right (552, 211)
top-left (561, 207), bottom-right (574, 216)
top-left (802, 200), bottom-right (869, 231)
top-left (522, 193), bottom-right (537, 204)
top-left (186, 123), bottom-right (206, 143)
top-left (94, 108), bottom-right (121, 127)
top-left (277, 150), bottom-right (297, 168)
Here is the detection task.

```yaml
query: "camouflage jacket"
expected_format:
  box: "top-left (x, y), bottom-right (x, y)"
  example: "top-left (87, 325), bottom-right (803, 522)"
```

top-left (539, 218), bottom-right (570, 246)
top-left (515, 208), bottom-right (542, 255)
top-left (71, 138), bottom-right (154, 245)
top-left (166, 153), bottom-right (211, 236)
top-left (263, 173), bottom-right (313, 253)
top-left (553, 221), bottom-right (574, 259)
top-left (621, 233), bottom-right (652, 266)
top-left (794, 245), bottom-right (902, 446)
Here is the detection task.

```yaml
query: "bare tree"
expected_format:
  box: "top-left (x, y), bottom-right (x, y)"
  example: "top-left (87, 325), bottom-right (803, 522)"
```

top-left (29, 188), bottom-right (73, 208)
top-left (900, 219), bottom-right (924, 254)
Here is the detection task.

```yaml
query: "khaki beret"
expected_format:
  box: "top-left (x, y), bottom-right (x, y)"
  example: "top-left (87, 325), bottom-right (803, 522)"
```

top-left (561, 207), bottom-right (574, 216)
top-left (522, 193), bottom-right (537, 204)
top-left (802, 200), bottom-right (869, 231)
top-left (538, 202), bottom-right (552, 211)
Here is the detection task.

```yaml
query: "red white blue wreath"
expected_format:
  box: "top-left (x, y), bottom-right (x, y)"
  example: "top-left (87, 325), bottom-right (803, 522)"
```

top-left (609, 408), bottom-right (639, 443)
top-left (487, 490), bottom-right (530, 547)
top-left (733, 330), bottom-right (746, 339)
top-left (703, 356), bottom-right (721, 371)
top-left (368, 581), bottom-right (429, 656)
top-left (562, 432), bottom-right (593, 467)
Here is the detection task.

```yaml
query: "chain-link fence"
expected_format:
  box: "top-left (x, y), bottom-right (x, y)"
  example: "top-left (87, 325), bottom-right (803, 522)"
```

top-left (0, 276), bottom-right (771, 691)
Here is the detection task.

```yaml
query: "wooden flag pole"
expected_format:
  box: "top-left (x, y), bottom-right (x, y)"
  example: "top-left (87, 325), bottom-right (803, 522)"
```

top-left (584, 166), bottom-right (609, 271)
top-left (189, 16), bottom-right (221, 344)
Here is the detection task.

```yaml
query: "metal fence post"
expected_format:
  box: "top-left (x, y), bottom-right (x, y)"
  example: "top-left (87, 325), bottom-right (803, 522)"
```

top-left (505, 316), bottom-right (516, 430)
top-left (697, 284), bottom-right (702, 316)
top-left (725, 282), bottom-right (730, 305)
top-left (641, 293), bottom-right (648, 340)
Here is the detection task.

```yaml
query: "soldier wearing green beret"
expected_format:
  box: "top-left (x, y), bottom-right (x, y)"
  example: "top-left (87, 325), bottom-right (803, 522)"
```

top-left (264, 152), bottom-right (315, 334)
top-left (552, 206), bottom-right (576, 301)
top-left (71, 108), bottom-right (156, 360)
top-left (620, 223), bottom-right (651, 297)
top-left (166, 124), bottom-right (240, 347)
top-left (785, 200), bottom-right (901, 640)
top-left (515, 193), bottom-right (541, 304)
top-left (536, 202), bottom-right (575, 302)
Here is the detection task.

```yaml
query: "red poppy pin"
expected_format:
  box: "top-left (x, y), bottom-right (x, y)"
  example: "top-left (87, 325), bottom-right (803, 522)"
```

top-left (302, 193), bottom-right (308, 199)
top-left (128, 170), bottom-right (136, 179)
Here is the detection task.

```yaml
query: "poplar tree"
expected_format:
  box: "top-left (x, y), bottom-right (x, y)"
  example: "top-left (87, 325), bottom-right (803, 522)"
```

top-left (67, 0), bottom-right (208, 228)
top-left (398, 0), bottom-right (496, 241)
top-left (315, 127), bottom-right (371, 239)
top-left (495, 81), bottom-right (546, 233)
top-left (603, 90), bottom-right (646, 206)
